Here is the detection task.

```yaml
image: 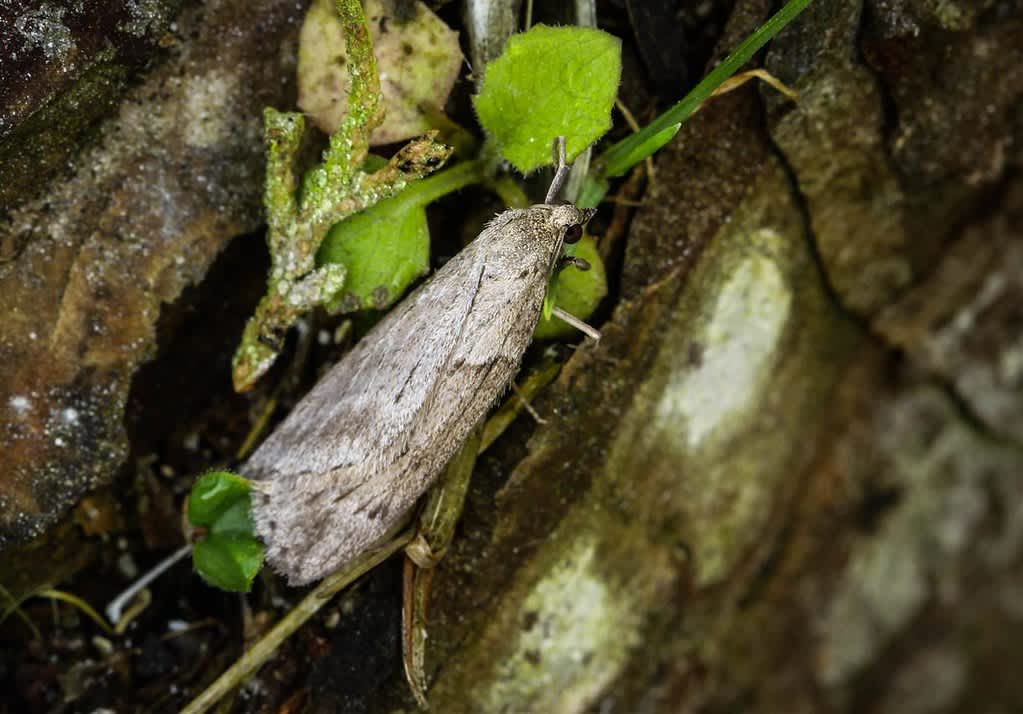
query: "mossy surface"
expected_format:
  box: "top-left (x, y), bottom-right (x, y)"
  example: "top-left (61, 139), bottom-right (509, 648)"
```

top-left (0, 0), bottom-right (307, 548)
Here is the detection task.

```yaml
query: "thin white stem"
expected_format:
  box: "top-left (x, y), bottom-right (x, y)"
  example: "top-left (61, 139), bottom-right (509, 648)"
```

top-left (106, 544), bottom-right (191, 626)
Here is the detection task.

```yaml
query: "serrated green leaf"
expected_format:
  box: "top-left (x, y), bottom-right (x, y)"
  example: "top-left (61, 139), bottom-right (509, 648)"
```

top-left (317, 194), bottom-right (430, 313)
top-left (193, 534), bottom-right (265, 593)
top-left (474, 25), bottom-right (622, 173)
top-left (187, 471), bottom-right (253, 528)
top-left (535, 236), bottom-right (606, 339)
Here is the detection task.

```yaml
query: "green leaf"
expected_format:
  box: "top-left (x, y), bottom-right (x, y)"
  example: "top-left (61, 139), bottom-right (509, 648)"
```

top-left (474, 25), bottom-right (622, 173)
top-left (193, 535), bottom-right (265, 593)
top-left (317, 193), bottom-right (430, 313)
top-left (187, 471), bottom-right (253, 529)
top-left (187, 471), bottom-right (263, 592)
top-left (209, 497), bottom-right (256, 536)
top-left (535, 236), bottom-right (606, 339)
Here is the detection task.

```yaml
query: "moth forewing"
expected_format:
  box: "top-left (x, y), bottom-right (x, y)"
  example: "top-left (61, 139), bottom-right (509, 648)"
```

top-left (245, 203), bottom-right (594, 586)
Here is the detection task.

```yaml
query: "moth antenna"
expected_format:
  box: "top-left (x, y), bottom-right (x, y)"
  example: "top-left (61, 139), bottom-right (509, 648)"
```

top-left (545, 136), bottom-right (570, 204)
top-left (551, 306), bottom-right (601, 341)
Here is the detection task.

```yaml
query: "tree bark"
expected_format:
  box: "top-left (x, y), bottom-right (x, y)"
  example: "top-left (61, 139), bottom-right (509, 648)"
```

top-left (372, 2), bottom-right (1023, 711)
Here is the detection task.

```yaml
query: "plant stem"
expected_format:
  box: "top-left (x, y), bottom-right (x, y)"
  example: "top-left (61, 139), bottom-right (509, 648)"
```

top-left (398, 159), bottom-right (489, 210)
top-left (595, 0), bottom-right (815, 181)
top-left (180, 532), bottom-right (413, 714)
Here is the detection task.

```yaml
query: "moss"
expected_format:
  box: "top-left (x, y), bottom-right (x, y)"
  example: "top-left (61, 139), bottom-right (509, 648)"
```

top-left (0, 56), bottom-right (129, 212)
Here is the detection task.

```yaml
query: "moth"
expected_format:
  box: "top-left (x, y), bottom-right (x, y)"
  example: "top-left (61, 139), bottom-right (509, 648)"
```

top-left (244, 148), bottom-right (595, 585)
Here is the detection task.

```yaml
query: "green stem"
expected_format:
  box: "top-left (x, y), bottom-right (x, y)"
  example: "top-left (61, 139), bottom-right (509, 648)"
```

top-left (490, 175), bottom-right (532, 209)
top-left (386, 145), bottom-right (532, 213)
top-left (397, 159), bottom-right (488, 210)
top-left (596, 0), bottom-right (814, 181)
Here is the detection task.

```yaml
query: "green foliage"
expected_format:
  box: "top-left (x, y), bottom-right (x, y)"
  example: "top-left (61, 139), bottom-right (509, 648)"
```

top-left (535, 236), bottom-right (607, 339)
top-left (192, 537), bottom-right (265, 594)
top-left (316, 157), bottom-right (486, 314)
top-left (187, 471), bottom-right (264, 592)
top-left (474, 25), bottom-right (621, 173)
top-left (318, 194), bottom-right (430, 313)
top-left (232, 0), bottom-right (451, 391)
top-left (596, 0), bottom-right (815, 183)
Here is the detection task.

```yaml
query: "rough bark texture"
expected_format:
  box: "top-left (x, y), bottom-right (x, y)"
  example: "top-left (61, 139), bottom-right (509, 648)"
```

top-left (0, 0), bottom-right (304, 549)
top-left (2, 0), bottom-right (1022, 711)
top-left (374, 1), bottom-right (1023, 711)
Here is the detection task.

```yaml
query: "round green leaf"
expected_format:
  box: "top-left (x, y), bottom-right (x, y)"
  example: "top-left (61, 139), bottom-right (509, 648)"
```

top-left (209, 497), bottom-right (256, 537)
top-left (474, 25), bottom-right (622, 173)
top-left (535, 236), bottom-right (607, 339)
top-left (317, 194), bottom-right (430, 313)
top-left (193, 534), bottom-right (265, 593)
top-left (187, 471), bottom-right (253, 529)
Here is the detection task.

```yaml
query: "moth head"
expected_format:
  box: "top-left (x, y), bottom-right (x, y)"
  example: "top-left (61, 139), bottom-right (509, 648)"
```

top-left (547, 204), bottom-right (596, 245)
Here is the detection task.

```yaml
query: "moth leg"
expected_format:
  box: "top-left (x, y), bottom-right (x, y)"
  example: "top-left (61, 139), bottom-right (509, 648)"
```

top-left (558, 255), bottom-right (591, 273)
top-left (401, 428), bottom-right (482, 708)
top-left (511, 381), bottom-right (547, 425)
top-left (551, 305), bottom-right (601, 341)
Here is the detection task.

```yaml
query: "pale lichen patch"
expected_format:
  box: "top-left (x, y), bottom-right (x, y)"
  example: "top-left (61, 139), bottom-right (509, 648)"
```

top-left (122, 0), bottom-right (171, 39)
top-left (600, 160), bottom-right (845, 589)
top-left (9, 395), bottom-right (32, 416)
top-left (817, 387), bottom-right (1019, 687)
top-left (13, 4), bottom-right (75, 62)
top-left (183, 70), bottom-right (241, 149)
top-left (474, 539), bottom-right (639, 712)
top-left (655, 233), bottom-right (792, 449)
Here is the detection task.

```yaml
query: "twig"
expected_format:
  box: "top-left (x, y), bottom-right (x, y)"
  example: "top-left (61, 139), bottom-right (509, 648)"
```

top-left (180, 531), bottom-right (413, 714)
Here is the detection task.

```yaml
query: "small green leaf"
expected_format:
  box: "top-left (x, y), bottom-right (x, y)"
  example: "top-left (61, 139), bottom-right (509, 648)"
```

top-left (317, 194), bottom-right (430, 313)
top-left (187, 471), bottom-right (263, 592)
top-left (209, 497), bottom-right (256, 536)
top-left (193, 535), bottom-right (265, 593)
top-left (535, 236), bottom-right (606, 339)
top-left (474, 25), bottom-right (622, 173)
top-left (187, 471), bottom-right (253, 529)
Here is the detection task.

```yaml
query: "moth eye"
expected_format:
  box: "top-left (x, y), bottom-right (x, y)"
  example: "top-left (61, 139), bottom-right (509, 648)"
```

top-left (564, 224), bottom-right (583, 244)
